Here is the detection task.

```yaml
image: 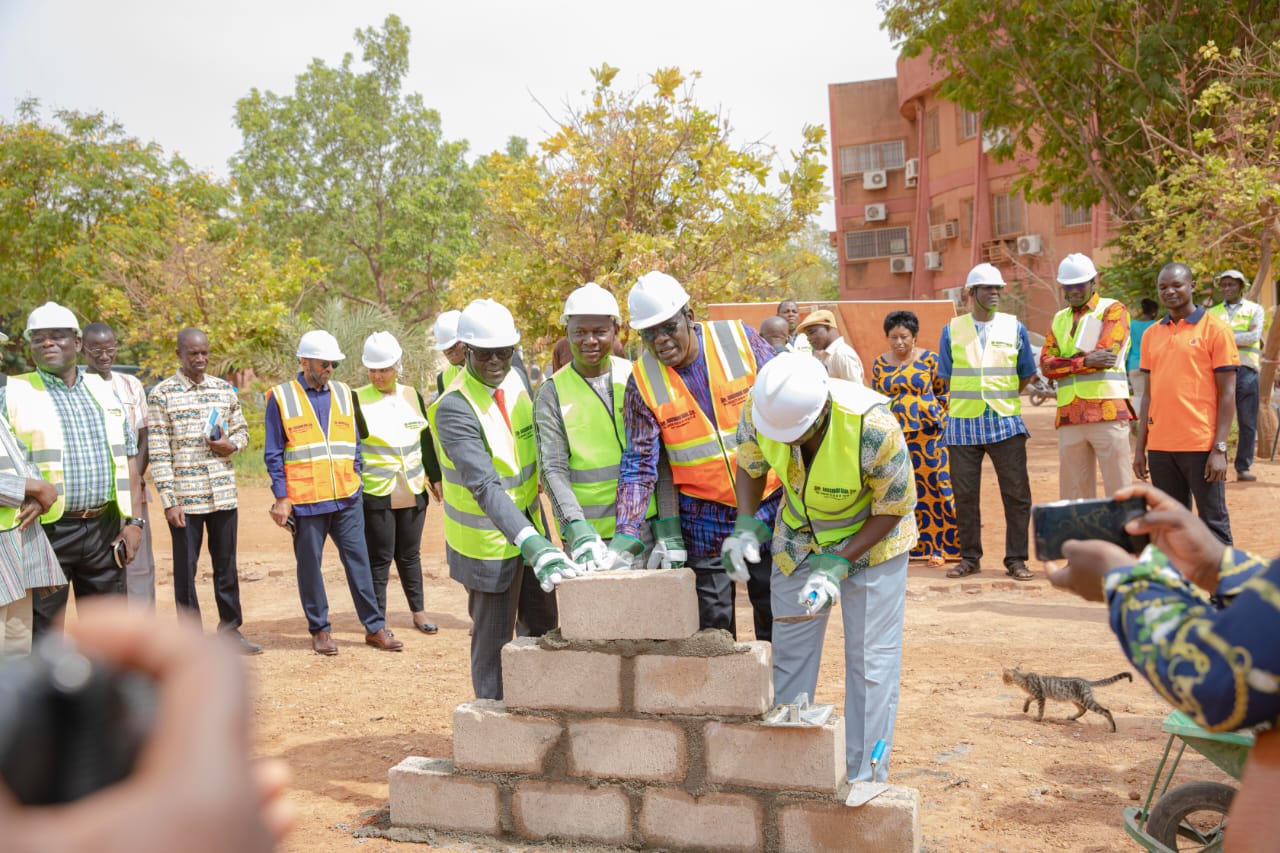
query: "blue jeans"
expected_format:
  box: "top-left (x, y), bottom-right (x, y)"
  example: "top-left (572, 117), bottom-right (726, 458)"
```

top-left (1235, 367), bottom-right (1259, 473)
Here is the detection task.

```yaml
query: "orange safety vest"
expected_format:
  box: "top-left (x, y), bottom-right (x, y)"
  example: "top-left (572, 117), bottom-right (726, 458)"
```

top-left (633, 320), bottom-right (780, 506)
top-left (270, 378), bottom-right (362, 505)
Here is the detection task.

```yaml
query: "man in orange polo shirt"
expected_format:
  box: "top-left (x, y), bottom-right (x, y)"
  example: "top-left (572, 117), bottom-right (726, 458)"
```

top-left (1133, 263), bottom-right (1239, 544)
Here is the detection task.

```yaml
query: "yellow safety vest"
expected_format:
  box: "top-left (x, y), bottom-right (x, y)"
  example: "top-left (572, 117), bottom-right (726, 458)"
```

top-left (428, 368), bottom-right (544, 561)
top-left (269, 379), bottom-right (361, 505)
top-left (1208, 301), bottom-right (1262, 370)
top-left (948, 313), bottom-right (1022, 418)
top-left (355, 383), bottom-right (428, 497)
top-left (0, 421), bottom-right (27, 531)
top-left (1050, 298), bottom-right (1131, 405)
top-left (757, 382), bottom-right (879, 551)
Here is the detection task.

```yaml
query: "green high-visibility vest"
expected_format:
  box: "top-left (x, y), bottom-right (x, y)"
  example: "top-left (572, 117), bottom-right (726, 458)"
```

top-left (355, 383), bottom-right (428, 497)
top-left (547, 357), bottom-right (654, 537)
top-left (948, 313), bottom-right (1022, 418)
top-left (0, 421), bottom-right (25, 532)
top-left (428, 367), bottom-right (543, 561)
top-left (756, 382), bottom-right (881, 554)
top-left (1049, 298), bottom-right (1131, 405)
top-left (1208, 301), bottom-right (1262, 370)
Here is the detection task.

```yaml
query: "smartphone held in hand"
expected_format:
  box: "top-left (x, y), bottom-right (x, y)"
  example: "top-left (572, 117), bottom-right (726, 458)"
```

top-left (1032, 496), bottom-right (1149, 561)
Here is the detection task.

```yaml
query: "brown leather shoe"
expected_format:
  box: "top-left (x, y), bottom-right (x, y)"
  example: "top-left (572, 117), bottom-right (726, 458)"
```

top-left (312, 630), bottom-right (338, 656)
top-left (365, 628), bottom-right (404, 652)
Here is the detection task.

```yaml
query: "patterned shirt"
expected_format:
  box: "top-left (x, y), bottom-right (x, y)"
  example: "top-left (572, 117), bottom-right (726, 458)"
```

top-left (1039, 293), bottom-right (1134, 428)
top-left (936, 319), bottom-right (1037, 445)
top-left (109, 372), bottom-right (148, 435)
top-left (0, 367), bottom-right (138, 512)
top-left (147, 372), bottom-right (249, 514)
top-left (735, 400), bottom-right (917, 575)
top-left (0, 415), bottom-right (64, 606)
top-left (1106, 546), bottom-right (1280, 731)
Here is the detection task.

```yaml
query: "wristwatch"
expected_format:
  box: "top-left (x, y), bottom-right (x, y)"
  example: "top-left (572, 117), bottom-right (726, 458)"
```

top-left (125, 516), bottom-right (146, 529)
top-left (1213, 441), bottom-right (1228, 453)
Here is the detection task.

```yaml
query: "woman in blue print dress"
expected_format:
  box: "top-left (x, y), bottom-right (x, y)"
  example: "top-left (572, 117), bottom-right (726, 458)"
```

top-left (871, 310), bottom-right (959, 566)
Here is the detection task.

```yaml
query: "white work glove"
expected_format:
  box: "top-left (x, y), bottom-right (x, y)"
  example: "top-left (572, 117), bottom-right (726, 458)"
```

top-left (519, 533), bottom-right (579, 592)
top-left (597, 535), bottom-right (644, 571)
top-left (647, 517), bottom-right (688, 569)
top-left (563, 520), bottom-right (608, 572)
top-left (799, 553), bottom-right (851, 615)
top-left (720, 516), bottom-right (770, 582)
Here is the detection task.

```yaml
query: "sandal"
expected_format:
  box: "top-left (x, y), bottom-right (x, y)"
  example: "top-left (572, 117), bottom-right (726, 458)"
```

top-left (927, 554), bottom-right (946, 568)
top-left (946, 560), bottom-right (980, 578)
top-left (1005, 562), bottom-right (1033, 581)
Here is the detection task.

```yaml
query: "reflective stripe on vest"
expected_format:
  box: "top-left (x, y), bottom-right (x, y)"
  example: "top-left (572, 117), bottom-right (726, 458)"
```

top-left (428, 368), bottom-right (544, 561)
top-left (1209, 302), bottom-right (1262, 370)
top-left (0, 430), bottom-right (24, 531)
top-left (948, 313), bottom-right (1022, 418)
top-left (757, 382), bottom-right (879, 546)
top-left (633, 321), bottom-right (780, 506)
top-left (355, 383), bottom-right (427, 496)
top-left (4, 371), bottom-right (132, 523)
top-left (271, 379), bottom-right (361, 505)
top-left (1050, 298), bottom-right (1131, 404)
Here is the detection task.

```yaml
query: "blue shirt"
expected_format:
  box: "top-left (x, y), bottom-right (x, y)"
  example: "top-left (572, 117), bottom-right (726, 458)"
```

top-left (936, 317), bottom-right (1037, 446)
top-left (264, 373), bottom-right (362, 516)
top-left (1127, 318), bottom-right (1155, 372)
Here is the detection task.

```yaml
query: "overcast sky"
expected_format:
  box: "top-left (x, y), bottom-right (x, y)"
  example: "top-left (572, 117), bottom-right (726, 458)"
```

top-left (0, 0), bottom-right (900, 229)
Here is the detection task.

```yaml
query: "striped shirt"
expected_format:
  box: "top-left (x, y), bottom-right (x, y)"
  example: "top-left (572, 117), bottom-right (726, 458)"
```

top-left (0, 415), bottom-right (64, 606)
top-left (147, 372), bottom-right (249, 514)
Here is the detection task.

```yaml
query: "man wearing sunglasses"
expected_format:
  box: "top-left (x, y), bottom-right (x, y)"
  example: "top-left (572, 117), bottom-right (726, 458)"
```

top-left (601, 271), bottom-right (781, 642)
top-left (264, 330), bottom-right (402, 655)
top-left (1038, 253), bottom-right (1134, 501)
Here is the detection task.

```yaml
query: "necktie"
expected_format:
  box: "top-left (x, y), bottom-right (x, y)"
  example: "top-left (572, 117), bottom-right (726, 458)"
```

top-left (493, 388), bottom-right (512, 432)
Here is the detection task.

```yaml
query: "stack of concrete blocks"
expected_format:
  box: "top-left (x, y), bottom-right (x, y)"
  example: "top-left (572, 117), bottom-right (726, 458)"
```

top-left (389, 567), bottom-right (919, 852)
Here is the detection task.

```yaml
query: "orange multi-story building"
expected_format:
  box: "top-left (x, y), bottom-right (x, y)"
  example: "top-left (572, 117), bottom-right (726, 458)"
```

top-left (828, 53), bottom-right (1114, 333)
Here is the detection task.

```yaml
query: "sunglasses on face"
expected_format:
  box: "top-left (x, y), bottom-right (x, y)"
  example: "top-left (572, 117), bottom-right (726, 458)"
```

top-left (314, 360), bottom-right (341, 369)
top-left (639, 318), bottom-right (684, 342)
top-left (469, 347), bottom-right (514, 362)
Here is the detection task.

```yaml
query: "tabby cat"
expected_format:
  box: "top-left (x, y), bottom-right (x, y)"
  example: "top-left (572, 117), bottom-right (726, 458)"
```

top-left (1002, 667), bottom-right (1133, 732)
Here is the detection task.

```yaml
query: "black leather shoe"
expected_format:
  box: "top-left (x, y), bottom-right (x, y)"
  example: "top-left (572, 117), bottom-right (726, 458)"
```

top-left (230, 632), bottom-right (264, 656)
top-left (1238, 470), bottom-right (1257, 482)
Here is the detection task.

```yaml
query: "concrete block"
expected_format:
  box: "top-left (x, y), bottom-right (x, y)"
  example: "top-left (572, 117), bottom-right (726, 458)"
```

top-left (511, 779), bottom-right (632, 845)
top-left (777, 787), bottom-right (920, 853)
top-left (568, 718), bottom-right (686, 782)
top-left (634, 642), bottom-right (772, 715)
top-left (452, 699), bottom-right (562, 773)
top-left (502, 637), bottom-right (622, 712)
top-left (704, 717), bottom-right (845, 793)
top-left (639, 788), bottom-right (763, 853)
top-left (388, 757), bottom-right (500, 834)
top-left (557, 567), bottom-right (700, 640)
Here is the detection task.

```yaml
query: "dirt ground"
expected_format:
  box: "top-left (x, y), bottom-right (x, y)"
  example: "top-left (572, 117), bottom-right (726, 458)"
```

top-left (142, 403), bottom-right (1272, 852)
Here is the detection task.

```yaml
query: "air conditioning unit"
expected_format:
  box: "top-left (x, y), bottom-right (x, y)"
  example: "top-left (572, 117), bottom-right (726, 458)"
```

top-left (863, 170), bottom-right (888, 190)
top-left (904, 158), bottom-right (919, 187)
top-left (864, 203), bottom-right (887, 222)
top-left (924, 251), bottom-right (943, 271)
top-left (942, 286), bottom-right (964, 307)
top-left (928, 220), bottom-right (961, 242)
top-left (890, 256), bottom-right (913, 274)
top-left (1016, 234), bottom-right (1043, 255)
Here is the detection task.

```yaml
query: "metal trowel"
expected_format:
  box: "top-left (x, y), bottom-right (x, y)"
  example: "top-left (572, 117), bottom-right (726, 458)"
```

top-left (845, 739), bottom-right (889, 807)
top-left (761, 693), bottom-right (834, 727)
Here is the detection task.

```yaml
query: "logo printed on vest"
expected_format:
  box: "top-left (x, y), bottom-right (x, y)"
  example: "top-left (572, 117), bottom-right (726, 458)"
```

top-left (660, 411), bottom-right (697, 429)
top-left (812, 485), bottom-right (852, 498)
top-left (720, 388), bottom-right (750, 406)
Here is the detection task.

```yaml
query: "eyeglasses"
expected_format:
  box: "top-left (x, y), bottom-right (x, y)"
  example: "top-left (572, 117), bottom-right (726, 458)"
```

top-left (313, 360), bottom-right (341, 369)
top-left (469, 346), bottom-right (514, 362)
top-left (1060, 281), bottom-right (1093, 292)
top-left (639, 318), bottom-right (684, 342)
top-left (28, 330), bottom-right (75, 346)
top-left (84, 345), bottom-right (118, 357)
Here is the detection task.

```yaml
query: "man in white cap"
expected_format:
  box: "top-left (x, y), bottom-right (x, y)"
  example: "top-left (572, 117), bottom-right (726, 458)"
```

top-left (353, 331), bottom-right (441, 635)
top-left (1038, 253), bottom-right (1133, 500)
top-left (935, 264), bottom-right (1038, 581)
top-left (796, 308), bottom-right (864, 385)
top-left (602, 271), bottom-right (781, 641)
top-left (264, 330), bottom-right (402, 655)
top-left (429, 299), bottom-right (570, 699)
top-left (1209, 269), bottom-right (1265, 481)
top-left (535, 284), bottom-right (661, 573)
top-left (432, 310), bottom-right (466, 396)
top-left (732, 352), bottom-right (916, 783)
top-left (1, 303), bottom-right (143, 637)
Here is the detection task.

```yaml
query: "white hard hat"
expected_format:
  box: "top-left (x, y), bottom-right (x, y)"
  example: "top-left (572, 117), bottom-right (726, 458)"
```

top-left (362, 331), bottom-right (402, 369)
top-left (750, 353), bottom-right (830, 443)
top-left (628, 271), bottom-right (690, 330)
top-left (1218, 269), bottom-right (1247, 284)
top-left (297, 330), bottom-right (345, 361)
top-left (964, 263), bottom-right (1007, 289)
top-left (432, 310), bottom-right (462, 351)
top-left (561, 282), bottom-right (621, 324)
top-left (457, 299), bottom-right (520, 348)
top-left (25, 302), bottom-right (81, 337)
top-left (1057, 253), bottom-right (1098, 286)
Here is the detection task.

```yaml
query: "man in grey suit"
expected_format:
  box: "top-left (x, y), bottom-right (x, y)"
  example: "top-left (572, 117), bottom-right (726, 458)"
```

top-left (428, 299), bottom-right (575, 699)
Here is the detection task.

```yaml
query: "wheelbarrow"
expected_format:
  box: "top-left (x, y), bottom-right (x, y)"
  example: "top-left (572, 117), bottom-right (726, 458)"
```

top-left (1123, 710), bottom-right (1255, 852)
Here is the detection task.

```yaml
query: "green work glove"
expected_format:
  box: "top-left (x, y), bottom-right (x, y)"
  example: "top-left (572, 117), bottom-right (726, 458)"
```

top-left (563, 519), bottom-right (607, 571)
top-left (519, 533), bottom-right (579, 592)
top-left (598, 534), bottom-right (644, 571)
top-left (800, 553), bottom-right (851, 614)
top-left (720, 514), bottom-right (772, 582)
top-left (647, 516), bottom-right (688, 569)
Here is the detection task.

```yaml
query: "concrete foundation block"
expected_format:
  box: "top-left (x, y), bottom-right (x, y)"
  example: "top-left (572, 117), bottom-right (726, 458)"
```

top-left (501, 637), bottom-right (622, 712)
top-left (634, 641), bottom-right (772, 715)
top-left (557, 567), bottom-right (700, 641)
top-left (639, 788), bottom-right (764, 853)
top-left (703, 717), bottom-right (845, 793)
top-left (568, 718), bottom-right (687, 782)
top-left (777, 786), bottom-right (920, 853)
top-left (511, 779), bottom-right (632, 845)
top-left (388, 757), bottom-right (500, 835)
top-left (452, 699), bottom-right (562, 773)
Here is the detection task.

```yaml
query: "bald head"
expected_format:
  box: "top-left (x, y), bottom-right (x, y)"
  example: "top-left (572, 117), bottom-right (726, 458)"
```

top-left (759, 315), bottom-right (791, 352)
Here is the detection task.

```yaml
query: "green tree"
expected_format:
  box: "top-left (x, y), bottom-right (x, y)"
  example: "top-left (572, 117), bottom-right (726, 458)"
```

top-left (451, 65), bottom-right (828, 350)
top-left (231, 15), bottom-right (480, 323)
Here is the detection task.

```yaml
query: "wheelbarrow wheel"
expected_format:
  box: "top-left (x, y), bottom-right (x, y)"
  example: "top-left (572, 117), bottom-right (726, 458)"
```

top-left (1146, 780), bottom-right (1235, 851)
